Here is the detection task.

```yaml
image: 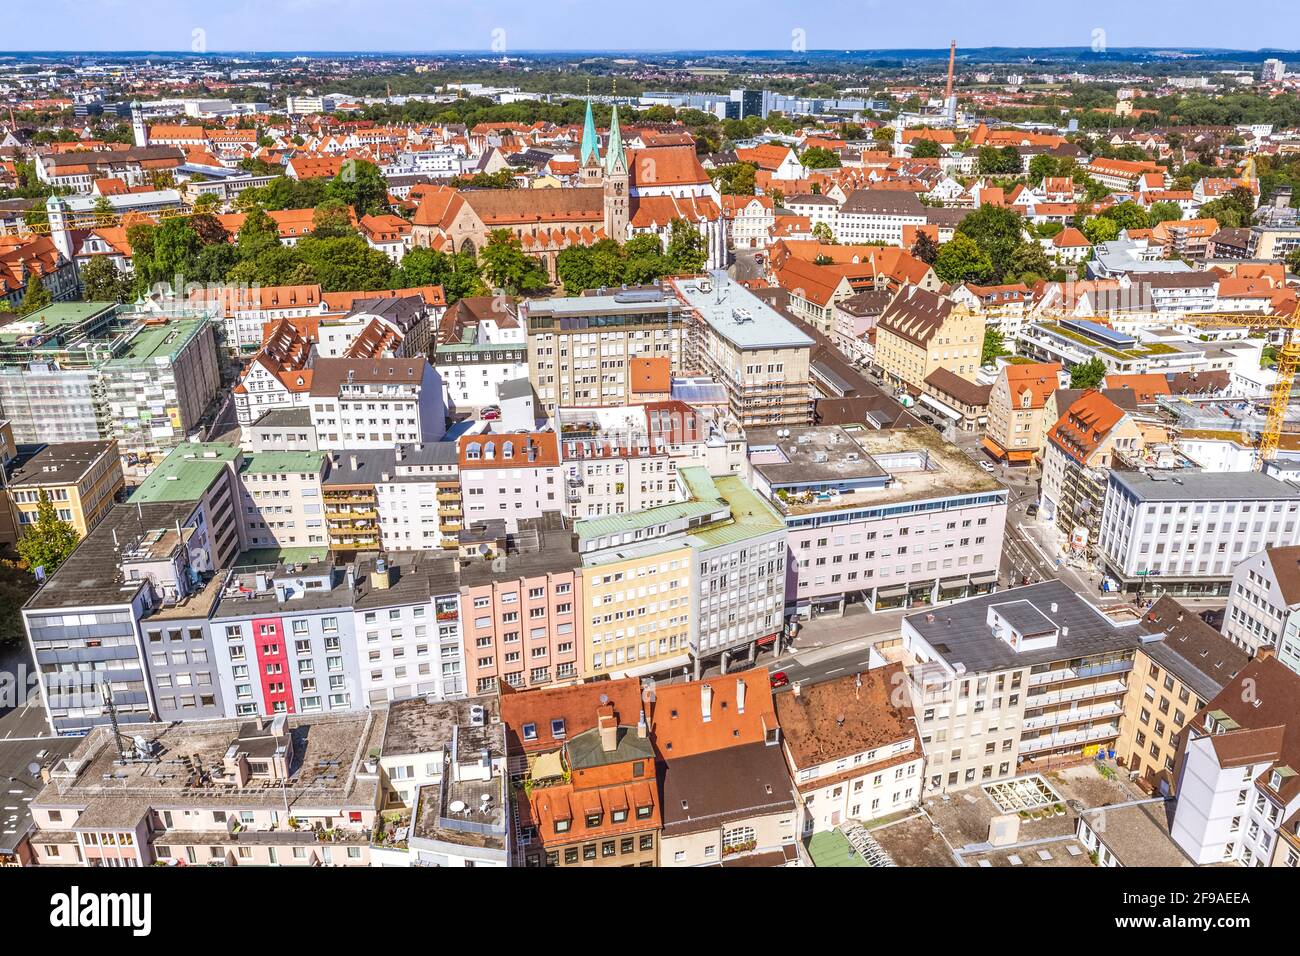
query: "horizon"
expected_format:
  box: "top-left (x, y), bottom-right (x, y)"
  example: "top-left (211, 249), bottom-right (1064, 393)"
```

top-left (5, 0), bottom-right (1300, 55)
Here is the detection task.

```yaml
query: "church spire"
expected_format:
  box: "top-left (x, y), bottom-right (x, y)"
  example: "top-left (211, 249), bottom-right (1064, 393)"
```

top-left (604, 95), bottom-right (626, 176)
top-left (579, 86), bottom-right (600, 166)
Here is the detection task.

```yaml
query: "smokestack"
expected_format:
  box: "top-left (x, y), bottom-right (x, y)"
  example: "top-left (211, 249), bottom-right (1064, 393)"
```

top-left (736, 678), bottom-right (746, 715)
top-left (598, 707), bottom-right (617, 752)
top-left (701, 683), bottom-right (713, 723)
top-left (945, 40), bottom-right (957, 99)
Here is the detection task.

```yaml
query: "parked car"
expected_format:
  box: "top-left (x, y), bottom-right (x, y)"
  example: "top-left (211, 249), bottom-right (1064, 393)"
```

top-left (481, 405), bottom-right (501, 421)
top-left (769, 671), bottom-right (790, 689)
top-left (979, 461), bottom-right (995, 473)
top-left (1026, 502), bottom-right (1039, 517)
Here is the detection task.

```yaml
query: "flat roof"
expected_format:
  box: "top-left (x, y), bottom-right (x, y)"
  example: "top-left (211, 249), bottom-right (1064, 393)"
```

top-left (7, 440), bottom-right (116, 487)
top-left (239, 451), bottom-right (325, 475)
top-left (130, 442), bottom-right (239, 503)
top-left (748, 426), bottom-right (890, 486)
top-left (0, 736), bottom-right (81, 857)
top-left (905, 579), bottom-right (1140, 674)
top-left (1110, 469), bottom-right (1300, 503)
top-left (674, 272), bottom-right (815, 351)
top-left (112, 317), bottom-right (206, 363)
top-left (382, 695), bottom-right (500, 758)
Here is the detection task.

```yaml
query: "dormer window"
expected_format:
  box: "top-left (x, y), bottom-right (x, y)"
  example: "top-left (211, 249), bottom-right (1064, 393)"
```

top-left (1271, 770), bottom-right (1283, 790)
top-left (551, 718), bottom-right (566, 739)
top-left (522, 722), bottom-right (537, 741)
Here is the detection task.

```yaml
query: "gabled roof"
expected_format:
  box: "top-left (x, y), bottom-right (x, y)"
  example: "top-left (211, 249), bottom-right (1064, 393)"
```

top-left (877, 285), bottom-right (954, 347)
top-left (1003, 362), bottom-right (1063, 409)
top-left (1046, 390), bottom-right (1127, 465)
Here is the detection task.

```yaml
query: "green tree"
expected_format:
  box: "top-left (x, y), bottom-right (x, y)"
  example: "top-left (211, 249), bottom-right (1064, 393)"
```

top-left (79, 256), bottom-right (133, 302)
top-left (311, 198), bottom-right (356, 238)
top-left (18, 275), bottom-right (52, 315)
top-left (227, 245), bottom-right (314, 287)
top-left (1004, 241), bottom-right (1057, 285)
top-left (1098, 201), bottom-right (1149, 232)
top-left (665, 219), bottom-right (708, 274)
top-left (327, 159), bottom-right (389, 216)
top-left (16, 490), bottom-right (80, 577)
top-left (236, 205), bottom-right (282, 260)
top-left (982, 327), bottom-right (1008, 365)
top-left (479, 229), bottom-right (550, 294)
top-left (1082, 216), bottom-right (1121, 245)
top-left (396, 247), bottom-right (487, 302)
top-left (1027, 154), bottom-right (1058, 187)
top-left (933, 234), bottom-right (993, 284)
top-left (713, 162), bottom-right (757, 195)
top-left (1070, 357), bottom-right (1107, 389)
top-left (811, 221), bottom-right (836, 244)
top-left (1146, 201), bottom-right (1182, 227)
top-left (296, 235), bottom-right (396, 292)
top-left (956, 205), bottom-right (1024, 281)
top-left (977, 145), bottom-right (1022, 175)
top-left (800, 146), bottom-right (840, 169)
top-left (92, 194), bottom-right (115, 226)
top-left (910, 138), bottom-right (942, 159)
top-left (192, 192), bottom-right (222, 213)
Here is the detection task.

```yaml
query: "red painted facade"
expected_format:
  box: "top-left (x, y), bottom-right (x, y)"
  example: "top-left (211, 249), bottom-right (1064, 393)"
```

top-left (252, 617), bottom-right (294, 715)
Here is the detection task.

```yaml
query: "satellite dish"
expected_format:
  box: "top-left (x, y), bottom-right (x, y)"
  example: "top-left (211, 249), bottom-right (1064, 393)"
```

top-left (26, 761), bottom-right (41, 778)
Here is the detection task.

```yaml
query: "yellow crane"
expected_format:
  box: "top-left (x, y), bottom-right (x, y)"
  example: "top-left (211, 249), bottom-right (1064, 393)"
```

top-left (1041, 305), bottom-right (1300, 468)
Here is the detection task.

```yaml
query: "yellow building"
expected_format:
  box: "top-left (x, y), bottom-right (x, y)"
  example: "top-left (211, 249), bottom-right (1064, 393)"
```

top-left (580, 541), bottom-right (694, 680)
top-left (1115, 595), bottom-right (1250, 794)
top-left (876, 286), bottom-right (984, 392)
top-left (3, 439), bottom-right (124, 543)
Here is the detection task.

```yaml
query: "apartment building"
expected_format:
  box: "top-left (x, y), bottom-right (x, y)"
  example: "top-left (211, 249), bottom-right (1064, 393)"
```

top-left (322, 451), bottom-right (383, 553)
top-left (1116, 596), bottom-right (1248, 793)
top-left (28, 712), bottom-right (384, 867)
top-left (983, 362), bottom-right (1064, 464)
top-left (2, 439), bottom-right (124, 540)
top-left (1098, 470), bottom-right (1300, 598)
top-left (241, 408), bottom-right (318, 453)
top-left (235, 451), bottom-right (329, 551)
top-left (308, 358), bottom-right (445, 451)
top-left (128, 442), bottom-right (248, 568)
top-left (458, 513), bottom-right (584, 694)
top-left (673, 273), bottom-right (814, 428)
top-left (433, 294), bottom-right (525, 412)
top-left (379, 696), bottom-right (510, 867)
top-left (189, 283), bottom-right (324, 353)
top-left (876, 285), bottom-right (983, 391)
top-left (373, 441), bottom-right (461, 551)
top-left (576, 466), bottom-right (787, 678)
top-left (747, 425), bottom-right (1007, 616)
top-left (902, 581), bottom-right (1141, 794)
top-left (774, 664), bottom-right (924, 836)
top-left (210, 561), bottom-right (361, 718)
top-left (1170, 656), bottom-right (1300, 867)
top-left (316, 295), bottom-right (433, 360)
top-left (835, 189), bottom-right (928, 246)
top-left (653, 672), bottom-right (798, 867)
top-left (1040, 391), bottom-right (1142, 553)
top-left (458, 431), bottom-right (563, 530)
top-left (502, 680), bottom-right (661, 868)
top-left (523, 288), bottom-right (684, 413)
top-left (1221, 546), bottom-right (1300, 660)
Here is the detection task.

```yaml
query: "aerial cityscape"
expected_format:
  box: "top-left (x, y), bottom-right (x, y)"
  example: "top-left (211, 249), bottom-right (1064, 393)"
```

top-left (1, 4), bottom-right (1299, 918)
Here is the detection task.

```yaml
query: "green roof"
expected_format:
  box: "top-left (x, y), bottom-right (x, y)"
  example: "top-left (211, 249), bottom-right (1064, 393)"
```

top-left (240, 451), bottom-right (326, 475)
top-left (112, 317), bottom-right (207, 363)
top-left (0, 301), bottom-right (116, 344)
top-left (130, 442), bottom-right (240, 503)
top-left (805, 830), bottom-right (871, 868)
top-left (685, 472), bottom-right (784, 549)
top-left (235, 546), bottom-right (330, 568)
top-left (575, 480), bottom-right (721, 542)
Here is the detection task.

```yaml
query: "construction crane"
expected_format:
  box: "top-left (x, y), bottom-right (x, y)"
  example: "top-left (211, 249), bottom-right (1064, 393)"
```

top-left (1041, 305), bottom-right (1300, 468)
top-left (8, 203), bottom-right (206, 238)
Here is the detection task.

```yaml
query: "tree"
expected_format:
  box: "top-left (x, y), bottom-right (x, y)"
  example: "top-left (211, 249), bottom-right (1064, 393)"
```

top-left (665, 219), bottom-right (708, 274)
top-left (1070, 357), bottom-right (1107, 389)
top-left (192, 192), bottom-right (222, 213)
top-left (236, 205), bottom-right (282, 260)
top-left (1004, 241), bottom-right (1057, 285)
top-left (16, 490), bottom-right (80, 577)
top-left (1027, 154), bottom-right (1058, 187)
top-left (1147, 201), bottom-right (1182, 226)
top-left (296, 235), bottom-right (396, 292)
top-left (910, 138), bottom-right (942, 159)
top-left (982, 327), bottom-right (1008, 365)
top-left (977, 145), bottom-right (1022, 175)
top-left (92, 194), bottom-right (115, 226)
top-left (1082, 216), bottom-right (1121, 245)
top-left (311, 199), bottom-right (356, 239)
top-left (933, 234), bottom-right (993, 284)
top-left (956, 205), bottom-right (1024, 282)
top-left (811, 221), bottom-right (836, 244)
top-left (396, 247), bottom-right (487, 302)
top-left (18, 275), bottom-right (52, 315)
top-left (479, 229), bottom-right (549, 294)
top-left (79, 256), bottom-right (132, 302)
top-left (1098, 201), bottom-right (1149, 232)
top-left (712, 162), bottom-right (757, 196)
top-left (800, 146), bottom-right (840, 170)
top-left (327, 158), bottom-right (389, 216)
top-left (910, 231), bottom-right (939, 265)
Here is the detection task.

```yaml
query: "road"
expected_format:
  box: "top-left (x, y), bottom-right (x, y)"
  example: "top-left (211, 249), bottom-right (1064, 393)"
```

top-left (0, 641), bottom-right (48, 740)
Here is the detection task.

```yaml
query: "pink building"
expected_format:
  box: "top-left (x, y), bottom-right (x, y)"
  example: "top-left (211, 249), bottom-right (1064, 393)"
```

top-left (457, 514), bottom-right (584, 694)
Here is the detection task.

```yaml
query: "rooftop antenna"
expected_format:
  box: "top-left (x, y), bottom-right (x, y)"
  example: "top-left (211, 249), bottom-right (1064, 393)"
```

top-left (100, 683), bottom-right (131, 763)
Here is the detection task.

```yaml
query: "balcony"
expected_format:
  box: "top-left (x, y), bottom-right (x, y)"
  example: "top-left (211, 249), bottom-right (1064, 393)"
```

top-left (1018, 722), bottom-right (1119, 755)
top-left (1029, 659), bottom-right (1132, 687)
top-left (1021, 702), bottom-right (1124, 733)
top-left (1026, 679), bottom-right (1127, 709)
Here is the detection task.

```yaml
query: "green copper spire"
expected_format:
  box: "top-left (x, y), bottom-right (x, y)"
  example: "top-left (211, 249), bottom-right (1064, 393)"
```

top-left (580, 97), bottom-right (600, 166)
top-left (604, 101), bottom-right (626, 175)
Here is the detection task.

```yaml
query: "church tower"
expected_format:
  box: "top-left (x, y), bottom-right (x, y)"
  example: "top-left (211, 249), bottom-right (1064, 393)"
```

top-left (578, 96), bottom-right (603, 186)
top-left (602, 101), bottom-right (629, 241)
top-left (131, 101), bottom-right (148, 148)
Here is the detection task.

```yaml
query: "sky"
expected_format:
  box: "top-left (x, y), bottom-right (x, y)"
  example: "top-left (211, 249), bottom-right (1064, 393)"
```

top-left (5, 0), bottom-right (1300, 53)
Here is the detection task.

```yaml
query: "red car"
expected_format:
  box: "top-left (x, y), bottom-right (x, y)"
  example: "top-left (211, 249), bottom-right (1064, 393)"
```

top-left (769, 671), bottom-right (789, 689)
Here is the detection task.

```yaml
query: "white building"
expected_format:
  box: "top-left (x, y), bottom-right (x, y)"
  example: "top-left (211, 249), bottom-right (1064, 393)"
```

top-left (307, 358), bottom-right (445, 451)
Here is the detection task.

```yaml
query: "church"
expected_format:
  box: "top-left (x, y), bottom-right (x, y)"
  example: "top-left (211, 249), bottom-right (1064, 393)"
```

top-left (411, 99), bottom-right (727, 278)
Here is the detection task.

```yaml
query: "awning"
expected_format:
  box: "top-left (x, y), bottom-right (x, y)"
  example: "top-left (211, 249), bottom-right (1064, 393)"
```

top-left (530, 750), bottom-right (566, 783)
top-left (919, 393), bottom-right (963, 421)
top-left (981, 437), bottom-right (1007, 459)
top-left (940, 574), bottom-right (968, 584)
top-left (876, 583), bottom-right (908, 597)
top-left (1006, 450), bottom-right (1034, 463)
top-left (756, 634), bottom-right (778, 648)
top-left (610, 652), bottom-right (691, 679)
top-left (970, 570), bottom-right (999, 582)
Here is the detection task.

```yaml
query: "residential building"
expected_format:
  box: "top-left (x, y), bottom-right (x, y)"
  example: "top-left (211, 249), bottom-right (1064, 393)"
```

top-left (775, 664), bottom-right (924, 836)
top-left (1098, 470), bottom-right (1300, 598)
top-left (747, 425), bottom-right (1007, 616)
top-left (458, 431), bottom-right (563, 530)
top-left (983, 362), bottom-right (1064, 465)
top-left (835, 189), bottom-right (928, 246)
top-left (308, 358), bottom-right (446, 451)
top-left (433, 295), bottom-right (526, 412)
top-left (373, 441), bottom-right (461, 551)
top-left (1221, 545), bottom-right (1300, 661)
top-left (902, 580), bottom-right (1141, 794)
top-left (235, 451), bottom-right (329, 551)
top-left (2, 439), bottom-right (124, 541)
top-left (876, 286), bottom-right (983, 392)
top-left (1116, 596), bottom-right (1248, 793)
top-left (1170, 656), bottom-right (1300, 867)
top-left (672, 272), bottom-right (814, 427)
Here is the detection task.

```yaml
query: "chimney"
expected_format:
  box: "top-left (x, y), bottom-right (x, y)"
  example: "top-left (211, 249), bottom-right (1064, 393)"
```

top-left (735, 678), bottom-right (746, 715)
top-left (637, 708), bottom-right (647, 738)
top-left (793, 680), bottom-right (802, 697)
top-left (597, 705), bottom-right (618, 753)
top-left (701, 683), bottom-right (713, 723)
top-left (349, 454), bottom-right (358, 471)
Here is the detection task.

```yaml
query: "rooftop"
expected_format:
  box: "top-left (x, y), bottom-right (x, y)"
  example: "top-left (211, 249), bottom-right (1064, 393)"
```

top-left (1110, 468), bottom-right (1300, 503)
top-left (6, 440), bottom-right (116, 487)
top-left (673, 272), bottom-right (815, 351)
top-left (130, 442), bottom-right (239, 504)
top-left (382, 695), bottom-right (500, 759)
